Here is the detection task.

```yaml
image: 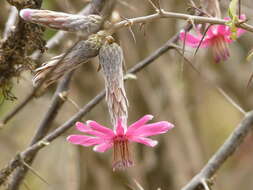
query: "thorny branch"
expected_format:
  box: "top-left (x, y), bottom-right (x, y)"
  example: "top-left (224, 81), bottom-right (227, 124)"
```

top-left (7, 72), bottom-right (73, 189)
top-left (109, 9), bottom-right (253, 33)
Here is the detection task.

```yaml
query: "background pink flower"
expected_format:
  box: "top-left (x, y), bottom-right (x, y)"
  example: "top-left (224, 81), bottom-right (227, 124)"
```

top-left (180, 15), bottom-right (246, 62)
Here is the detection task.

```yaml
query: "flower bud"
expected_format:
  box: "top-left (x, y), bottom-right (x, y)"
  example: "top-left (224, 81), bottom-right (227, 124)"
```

top-left (20, 8), bottom-right (103, 35)
top-left (99, 39), bottom-right (128, 126)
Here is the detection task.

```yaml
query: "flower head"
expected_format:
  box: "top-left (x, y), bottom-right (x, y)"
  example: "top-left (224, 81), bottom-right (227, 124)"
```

top-left (180, 16), bottom-right (246, 62)
top-left (67, 115), bottom-right (174, 170)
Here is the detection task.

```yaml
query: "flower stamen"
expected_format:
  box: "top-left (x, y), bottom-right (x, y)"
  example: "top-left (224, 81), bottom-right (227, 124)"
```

top-left (113, 135), bottom-right (133, 170)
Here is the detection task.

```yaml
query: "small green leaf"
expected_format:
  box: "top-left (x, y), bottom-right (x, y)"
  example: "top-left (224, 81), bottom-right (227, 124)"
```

top-left (228, 0), bottom-right (238, 19)
top-left (227, 0), bottom-right (239, 40)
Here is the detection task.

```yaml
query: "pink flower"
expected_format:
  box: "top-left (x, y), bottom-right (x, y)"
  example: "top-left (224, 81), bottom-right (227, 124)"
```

top-left (67, 115), bottom-right (174, 170)
top-left (180, 16), bottom-right (246, 62)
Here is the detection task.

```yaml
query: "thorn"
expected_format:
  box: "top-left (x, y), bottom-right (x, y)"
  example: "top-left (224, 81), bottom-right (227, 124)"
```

top-left (67, 96), bottom-right (81, 111)
top-left (22, 161), bottom-right (50, 186)
top-left (146, 0), bottom-right (159, 12)
top-left (124, 73), bottom-right (137, 80)
top-left (38, 140), bottom-right (50, 146)
top-left (128, 26), bottom-right (136, 43)
top-left (133, 179), bottom-right (144, 190)
top-left (216, 87), bottom-right (246, 115)
top-left (23, 180), bottom-right (32, 190)
top-left (194, 24), bottom-right (211, 57)
top-left (201, 179), bottom-right (210, 190)
top-left (120, 15), bottom-right (136, 42)
top-left (58, 91), bottom-right (68, 101)
top-left (139, 23), bottom-right (146, 36)
top-left (123, 19), bottom-right (134, 27)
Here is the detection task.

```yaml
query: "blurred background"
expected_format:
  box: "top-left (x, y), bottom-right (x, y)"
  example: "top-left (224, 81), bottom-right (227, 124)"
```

top-left (1, 0), bottom-right (253, 189)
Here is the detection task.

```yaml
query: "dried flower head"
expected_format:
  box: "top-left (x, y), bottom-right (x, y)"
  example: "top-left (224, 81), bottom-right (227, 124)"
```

top-left (33, 33), bottom-right (105, 87)
top-left (99, 39), bottom-right (128, 126)
top-left (20, 8), bottom-right (103, 35)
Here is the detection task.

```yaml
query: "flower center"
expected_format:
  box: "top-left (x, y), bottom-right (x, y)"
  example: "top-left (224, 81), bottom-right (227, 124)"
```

top-left (211, 36), bottom-right (230, 62)
top-left (112, 135), bottom-right (133, 170)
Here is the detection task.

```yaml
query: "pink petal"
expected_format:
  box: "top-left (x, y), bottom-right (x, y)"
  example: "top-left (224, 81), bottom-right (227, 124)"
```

top-left (93, 143), bottom-right (113, 152)
top-left (237, 28), bottom-right (246, 37)
top-left (127, 115), bottom-right (154, 134)
top-left (76, 122), bottom-right (91, 132)
top-left (19, 9), bottom-right (32, 20)
top-left (128, 121), bottom-right (174, 137)
top-left (128, 136), bottom-right (158, 147)
top-left (76, 122), bottom-right (109, 138)
top-left (217, 25), bottom-right (231, 36)
top-left (180, 31), bottom-right (210, 48)
top-left (86, 120), bottom-right (114, 137)
top-left (115, 119), bottom-right (125, 135)
top-left (239, 14), bottom-right (246, 21)
top-left (67, 135), bottom-right (104, 146)
top-left (206, 26), bottom-right (217, 37)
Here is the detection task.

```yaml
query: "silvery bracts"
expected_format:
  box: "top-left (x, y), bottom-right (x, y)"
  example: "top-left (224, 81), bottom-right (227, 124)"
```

top-left (99, 37), bottom-right (129, 126)
top-left (20, 8), bottom-right (103, 35)
top-left (33, 33), bottom-right (105, 88)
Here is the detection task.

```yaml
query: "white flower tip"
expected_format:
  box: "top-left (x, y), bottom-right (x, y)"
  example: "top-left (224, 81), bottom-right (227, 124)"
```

top-left (146, 114), bottom-right (154, 120)
top-left (168, 123), bottom-right (175, 130)
top-left (93, 146), bottom-right (99, 152)
top-left (93, 146), bottom-right (103, 153)
top-left (66, 135), bottom-right (72, 142)
top-left (180, 29), bottom-right (185, 33)
top-left (20, 8), bottom-right (33, 20)
top-left (150, 140), bottom-right (158, 147)
top-left (86, 120), bottom-right (93, 125)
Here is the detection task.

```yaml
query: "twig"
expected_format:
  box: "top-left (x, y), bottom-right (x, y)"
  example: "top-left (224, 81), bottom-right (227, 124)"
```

top-left (109, 10), bottom-right (253, 33)
top-left (181, 111), bottom-right (253, 190)
top-left (7, 72), bottom-right (72, 189)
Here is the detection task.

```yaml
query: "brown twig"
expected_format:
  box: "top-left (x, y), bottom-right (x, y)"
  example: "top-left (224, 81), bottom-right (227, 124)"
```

top-left (7, 72), bottom-right (73, 189)
top-left (109, 10), bottom-right (253, 33)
